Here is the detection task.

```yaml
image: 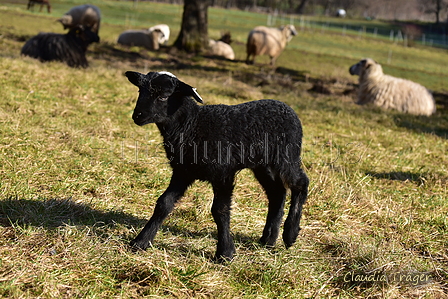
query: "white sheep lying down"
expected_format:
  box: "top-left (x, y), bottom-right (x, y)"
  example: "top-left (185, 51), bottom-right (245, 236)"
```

top-left (58, 4), bottom-right (101, 35)
top-left (246, 24), bottom-right (297, 65)
top-left (349, 58), bottom-right (436, 116)
top-left (149, 24), bottom-right (170, 45)
top-left (117, 29), bottom-right (164, 50)
top-left (208, 39), bottom-right (235, 60)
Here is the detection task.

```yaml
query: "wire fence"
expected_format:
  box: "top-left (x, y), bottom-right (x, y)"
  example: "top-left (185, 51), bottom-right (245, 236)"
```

top-left (266, 14), bottom-right (448, 49)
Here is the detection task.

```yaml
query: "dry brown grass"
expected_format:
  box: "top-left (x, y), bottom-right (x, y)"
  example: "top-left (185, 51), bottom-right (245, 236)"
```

top-left (1, 2), bottom-right (447, 298)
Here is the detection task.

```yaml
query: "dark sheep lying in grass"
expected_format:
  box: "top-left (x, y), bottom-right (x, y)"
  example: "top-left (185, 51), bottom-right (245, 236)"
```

top-left (126, 71), bottom-right (309, 262)
top-left (21, 25), bottom-right (99, 68)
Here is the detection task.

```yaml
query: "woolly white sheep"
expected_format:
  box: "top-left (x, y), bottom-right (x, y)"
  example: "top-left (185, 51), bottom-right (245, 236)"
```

top-left (125, 71), bottom-right (309, 262)
top-left (117, 29), bottom-right (164, 50)
top-left (208, 39), bottom-right (235, 60)
top-left (58, 4), bottom-right (101, 35)
top-left (149, 24), bottom-right (170, 45)
top-left (349, 58), bottom-right (436, 116)
top-left (246, 24), bottom-right (297, 65)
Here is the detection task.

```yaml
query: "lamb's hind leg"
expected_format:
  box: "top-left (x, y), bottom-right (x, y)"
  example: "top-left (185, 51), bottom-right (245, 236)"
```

top-left (130, 172), bottom-right (193, 251)
top-left (253, 167), bottom-right (286, 247)
top-left (283, 168), bottom-right (309, 248)
top-left (211, 179), bottom-right (235, 262)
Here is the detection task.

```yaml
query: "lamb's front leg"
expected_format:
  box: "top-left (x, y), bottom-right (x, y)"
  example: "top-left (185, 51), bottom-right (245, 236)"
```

top-left (130, 173), bottom-right (193, 251)
top-left (211, 180), bottom-right (235, 262)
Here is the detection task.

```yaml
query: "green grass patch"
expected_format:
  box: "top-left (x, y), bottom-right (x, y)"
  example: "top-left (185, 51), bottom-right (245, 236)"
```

top-left (1, 2), bottom-right (447, 298)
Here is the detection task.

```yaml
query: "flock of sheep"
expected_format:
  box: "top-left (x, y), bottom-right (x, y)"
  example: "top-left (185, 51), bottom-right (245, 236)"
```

top-left (21, 2), bottom-right (436, 117)
top-left (19, 2), bottom-right (438, 262)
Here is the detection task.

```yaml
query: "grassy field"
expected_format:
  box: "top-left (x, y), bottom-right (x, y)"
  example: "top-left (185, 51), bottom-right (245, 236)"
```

top-left (1, 0), bottom-right (448, 298)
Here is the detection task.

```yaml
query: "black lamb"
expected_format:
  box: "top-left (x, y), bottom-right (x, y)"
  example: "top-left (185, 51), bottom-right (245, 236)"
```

top-left (21, 25), bottom-right (99, 68)
top-left (126, 71), bottom-right (309, 262)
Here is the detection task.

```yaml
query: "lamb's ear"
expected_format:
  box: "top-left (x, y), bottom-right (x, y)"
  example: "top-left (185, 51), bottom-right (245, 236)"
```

top-left (125, 71), bottom-right (144, 87)
top-left (177, 81), bottom-right (203, 103)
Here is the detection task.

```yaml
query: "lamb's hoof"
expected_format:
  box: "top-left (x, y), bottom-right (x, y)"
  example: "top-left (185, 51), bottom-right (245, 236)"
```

top-left (282, 234), bottom-right (297, 249)
top-left (213, 254), bottom-right (234, 264)
top-left (259, 236), bottom-right (277, 247)
top-left (129, 240), bottom-right (149, 252)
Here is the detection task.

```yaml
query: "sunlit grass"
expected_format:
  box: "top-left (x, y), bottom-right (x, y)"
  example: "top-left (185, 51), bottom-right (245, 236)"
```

top-left (1, 2), bottom-right (447, 298)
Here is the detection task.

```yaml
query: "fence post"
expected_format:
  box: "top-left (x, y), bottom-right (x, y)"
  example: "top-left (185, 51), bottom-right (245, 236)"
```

top-left (396, 30), bottom-right (403, 43)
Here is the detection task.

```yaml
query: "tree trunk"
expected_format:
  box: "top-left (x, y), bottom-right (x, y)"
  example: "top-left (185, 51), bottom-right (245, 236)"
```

top-left (173, 0), bottom-right (209, 53)
top-left (435, 0), bottom-right (441, 24)
top-left (296, 0), bottom-right (309, 14)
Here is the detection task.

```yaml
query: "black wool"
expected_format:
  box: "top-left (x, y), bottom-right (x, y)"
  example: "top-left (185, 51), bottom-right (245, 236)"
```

top-left (126, 71), bottom-right (309, 262)
top-left (21, 25), bottom-right (99, 68)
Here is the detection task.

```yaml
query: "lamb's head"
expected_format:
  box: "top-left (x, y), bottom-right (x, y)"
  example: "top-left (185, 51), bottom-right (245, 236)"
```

top-left (126, 71), bottom-right (203, 126)
top-left (349, 58), bottom-right (383, 79)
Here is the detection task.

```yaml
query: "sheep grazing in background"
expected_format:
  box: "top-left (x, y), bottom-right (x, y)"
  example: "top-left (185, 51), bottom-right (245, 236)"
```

top-left (117, 29), bottom-right (164, 50)
top-left (58, 4), bottom-right (101, 35)
top-left (246, 24), bottom-right (297, 65)
top-left (27, 0), bottom-right (51, 13)
top-left (149, 24), bottom-right (170, 45)
top-left (208, 39), bottom-right (235, 60)
top-left (21, 25), bottom-right (99, 68)
top-left (125, 71), bottom-right (309, 262)
top-left (349, 58), bottom-right (436, 116)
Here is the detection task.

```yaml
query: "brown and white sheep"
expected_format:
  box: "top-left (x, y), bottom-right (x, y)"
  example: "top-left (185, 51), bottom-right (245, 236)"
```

top-left (58, 4), bottom-right (101, 35)
top-left (246, 24), bottom-right (297, 65)
top-left (27, 0), bottom-right (51, 13)
top-left (117, 29), bottom-right (164, 50)
top-left (349, 58), bottom-right (436, 116)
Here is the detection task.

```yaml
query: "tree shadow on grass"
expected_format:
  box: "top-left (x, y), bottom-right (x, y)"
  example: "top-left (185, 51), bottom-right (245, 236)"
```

top-left (0, 196), bottom-right (145, 229)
